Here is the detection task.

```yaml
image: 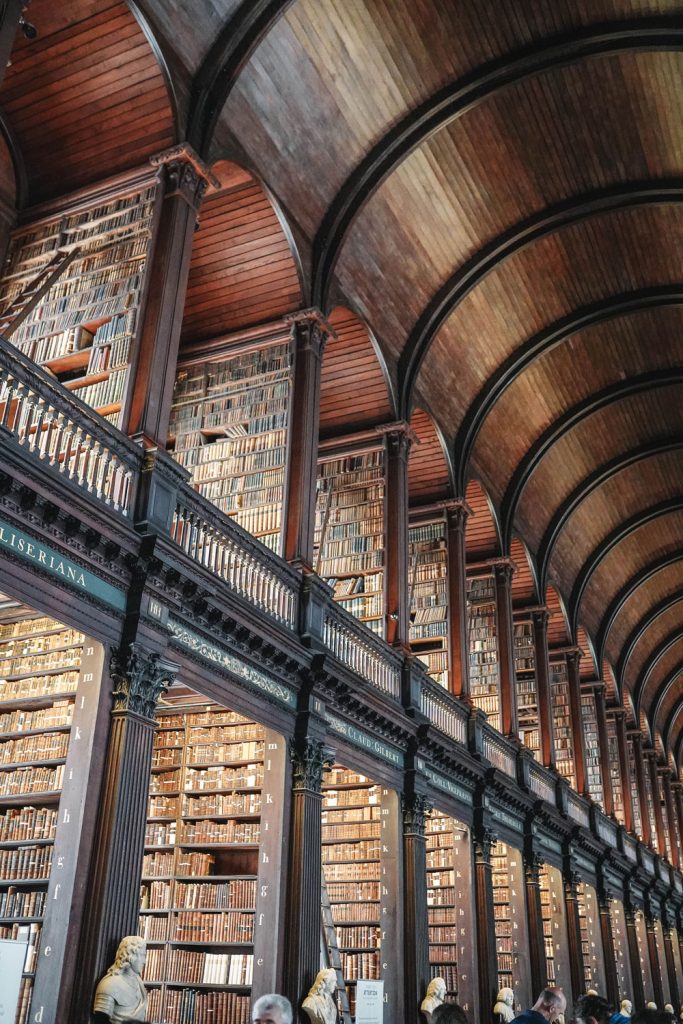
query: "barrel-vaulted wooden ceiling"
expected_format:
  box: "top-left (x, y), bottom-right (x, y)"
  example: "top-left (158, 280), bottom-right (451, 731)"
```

top-left (3, 0), bottom-right (683, 772)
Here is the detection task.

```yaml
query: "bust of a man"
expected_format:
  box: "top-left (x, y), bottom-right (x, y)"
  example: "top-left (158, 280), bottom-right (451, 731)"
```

top-left (421, 977), bottom-right (447, 1021)
top-left (493, 988), bottom-right (515, 1023)
top-left (93, 936), bottom-right (148, 1023)
top-left (302, 968), bottom-right (338, 1024)
top-left (620, 1001), bottom-right (633, 1018)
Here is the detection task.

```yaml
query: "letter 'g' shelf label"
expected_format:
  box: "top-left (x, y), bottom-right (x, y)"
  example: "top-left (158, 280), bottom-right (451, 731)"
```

top-left (0, 517), bottom-right (125, 610)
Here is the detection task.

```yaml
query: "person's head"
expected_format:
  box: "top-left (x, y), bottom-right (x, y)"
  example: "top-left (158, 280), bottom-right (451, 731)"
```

top-left (107, 936), bottom-right (146, 977)
top-left (632, 1010), bottom-right (675, 1024)
top-left (426, 977), bottom-right (447, 1001)
top-left (574, 993), bottom-right (613, 1024)
top-left (432, 1004), bottom-right (468, 1024)
top-left (533, 988), bottom-right (568, 1022)
top-left (252, 993), bottom-right (293, 1024)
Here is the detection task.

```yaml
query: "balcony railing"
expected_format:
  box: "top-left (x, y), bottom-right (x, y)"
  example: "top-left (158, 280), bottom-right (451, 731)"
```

top-left (322, 600), bottom-right (402, 700)
top-left (595, 811), bottom-right (618, 847)
top-left (0, 335), bottom-right (141, 515)
top-left (420, 677), bottom-right (468, 745)
top-left (528, 761), bottom-right (557, 804)
top-left (567, 790), bottom-right (591, 828)
top-left (481, 727), bottom-right (517, 777)
top-left (622, 831), bottom-right (639, 863)
top-left (172, 487), bottom-right (299, 631)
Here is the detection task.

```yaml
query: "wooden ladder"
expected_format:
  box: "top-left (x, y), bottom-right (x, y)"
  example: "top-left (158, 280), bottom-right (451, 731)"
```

top-left (320, 870), bottom-right (353, 1024)
top-left (0, 247), bottom-right (81, 338)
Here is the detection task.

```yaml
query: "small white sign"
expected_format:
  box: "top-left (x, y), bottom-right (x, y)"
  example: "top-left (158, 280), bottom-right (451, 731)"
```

top-left (0, 940), bottom-right (28, 1021)
top-left (355, 980), bottom-right (384, 1024)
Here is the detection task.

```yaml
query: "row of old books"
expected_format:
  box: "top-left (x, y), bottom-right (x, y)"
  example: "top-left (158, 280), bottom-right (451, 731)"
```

top-left (0, 765), bottom-right (65, 798)
top-left (0, 701), bottom-right (74, 734)
top-left (0, 732), bottom-right (70, 764)
top-left (0, 807), bottom-right (57, 842)
top-left (148, 986), bottom-right (251, 1024)
top-left (0, 845), bottom-right (53, 879)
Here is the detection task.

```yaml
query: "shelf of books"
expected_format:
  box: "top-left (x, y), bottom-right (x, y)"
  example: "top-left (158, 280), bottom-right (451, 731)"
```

top-left (576, 882), bottom-right (606, 995)
top-left (539, 863), bottom-right (557, 985)
top-left (549, 658), bottom-right (575, 787)
top-left (139, 695), bottom-right (285, 1024)
top-left (409, 519), bottom-right (448, 688)
top-left (628, 739), bottom-right (643, 839)
top-left (466, 573), bottom-right (501, 732)
top-left (580, 691), bottom-right (604, 806)
top-left (609, 899), bottom-right (632, 1003)
top-left (321, 765), bottom-right (395, 1021)
top-left (539, 863), bottom-right (570, 993)
top-left (425, 810), bottom-right (475, 1011)
top-left (606, 718), bottom-right (625, 827)
top-left (642, 764), bottom-right (658, 853)
top-left (314, 448), bottom-right (385, 637)
top-left (654, 918), bottom-right (672, 1005)
top-left (635, 909), bottom-right (655, 1002)
top-left (0, 612), bottom-right (86, 1024)
top-left (0, 179), bottom-right (158, 428)
top-left (513, 620), bottom-right (539, 760)
top-left (168, 340), bottom-right (293, 555)
top-left (491, 842), bottom-right (530, 1010)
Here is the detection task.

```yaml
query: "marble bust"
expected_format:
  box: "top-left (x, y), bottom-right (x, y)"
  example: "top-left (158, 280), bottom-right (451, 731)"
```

top-left (620, 1001), bottom-right (632, 1018)
top-left (93, 936), bottom-right (148, 1023)
top-left (302, 968), bottom-right (338, 1024)
top-left (493, 988), bottom-right (515, 1023)
top-left (421, 977), bottom-right (447, 1021)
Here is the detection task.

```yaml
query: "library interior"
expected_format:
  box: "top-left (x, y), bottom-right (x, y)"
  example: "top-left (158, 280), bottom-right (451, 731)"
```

top-left (0, 2), bottom-right (681, 1023)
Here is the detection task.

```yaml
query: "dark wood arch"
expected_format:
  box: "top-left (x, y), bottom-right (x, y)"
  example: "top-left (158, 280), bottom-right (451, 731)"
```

top-left (597, 551), bottom-right (683, 669)
top-left (127, 0), bottom-right (180, 138)
top-left (569, 499), bottom-right (683, 636)
top-left (618, 594), bottom-right (683, 684)
top-left (663, 701), bottom-right (683, 760)
top-left (452, 288), bottom-right (683, 494)
top-left (500, 370), bottom-right (683, 549)
top-left (634, 630), bottom-right (683, 716)
top-left (187, 0), bottom-right (294, 157)
top-left (310, 17), bottom-right (683, 310)
top-left (649, 661), bottom-right (683, 745)
top-left (537, 437), bottom-right (683, 590)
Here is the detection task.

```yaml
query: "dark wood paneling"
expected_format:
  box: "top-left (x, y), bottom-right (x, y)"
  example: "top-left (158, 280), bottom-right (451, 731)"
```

top-left (510, 535), bottom-right (537, 607)
top-left (319, 306), bottom-right (393, 436)
top-left (464, 478), bottom-right (499, 560)
top-left (638, 637), bottom-right (683, 719)
top-left (407, 407), bottom-right (451, 505)
top-left (605, 560), bottom-right (683, 668)
top-left (181, 177), bottom-right (302, 344)
top-left (1, 0), bottom-right (175, 202)
top-left (545, 584), bottom-right (570, 648)
top-left (576, 624), bottom-right (598, 680)
top-left (624, 599), bottom-right (683, 698)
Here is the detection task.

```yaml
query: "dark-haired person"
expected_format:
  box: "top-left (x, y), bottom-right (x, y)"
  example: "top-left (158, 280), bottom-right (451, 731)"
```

top-left (573, 993), bottom-right (613, 1024)
top-left (432, 1003), bottom-right (468, 1024)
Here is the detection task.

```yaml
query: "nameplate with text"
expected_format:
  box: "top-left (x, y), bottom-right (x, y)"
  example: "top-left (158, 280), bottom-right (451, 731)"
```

top-left (324, 712), bottom-right (404, 767)
top-left (425, 767), bottom-right (473, 805)
top-left (168, 619), bottom-right (296, 708)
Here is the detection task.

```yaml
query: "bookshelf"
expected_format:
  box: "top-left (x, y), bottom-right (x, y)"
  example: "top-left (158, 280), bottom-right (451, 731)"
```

top-left (168, 340), bottom-right (293, 555)
top-left (139, 700), bottom-right (283, 1024)
top-left (513, 619), bottom-right (539, 759)
top-left (0, 613), bottom-right (85, 1024)
top-left (549, 659), bottom-right (575, 788)
top-left (314, 449), bottom-right (385, 637)
top-left (643, 762), bottom-right (658, 850)
top-left (491, 842), bottom-right (514, 993)
top-left (538, 863), bottom-right (556, 985)
top-left (425, 811), bottom-right (463, 997)
top-left (658, 779), bottom-right (673, 863)
top-left (321, 765), bottom-right (383, 1020)
top-left (409, 519), bottom-right (448, 688)
top-left (609, 899), bottom-right (632, 1003)
top-left (0, 182), bottom-right (157, 428)
top-left (576, 881), bottom-right (605, 995)
top-left (580, 691), bottom-right (604, 806)
top-left (606, 718), bottom-right (625, 826)
top-left (467, 573), bottom-right (501, 731)
top-left (635, 909), bottom-right (655, 1002)
top-left (628, 739), bottom-right (643, 839)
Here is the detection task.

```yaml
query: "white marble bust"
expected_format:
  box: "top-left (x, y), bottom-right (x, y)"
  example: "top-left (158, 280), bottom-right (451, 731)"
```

top-left (93, 936), bottom-right (148, 1023)
top-left (302, 968), bottom-right (338, 1024)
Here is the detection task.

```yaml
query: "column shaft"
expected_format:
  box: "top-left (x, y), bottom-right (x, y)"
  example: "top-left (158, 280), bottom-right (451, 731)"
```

top-left (532, 611), bottom-right (555, 768)
top-left (525, 853), bottom-right (547, 996)
top-left (614, 710), bottom-right (634, 834)
top-left (594, 684), bottom-right (614, 816)
top-left (599, 894), bottom-right (620, 1007)
top-left (474, 827), bottom-right (498, 1018)
top-left (446, 502), bottom-right (470, 698)
top-left (646, 915), bottom-right (664, 1006)
top-left (566, 651), bottom-right (588, 797)
top-left (493, 563), bottom-right (518, 738)
top-left (385, 428), bottom-right (412, 648)
top-left (625, 908), bottom-right (646, 1009)
top-left (564, 872), bottom-right (586, 1002)
top-left (402, 793), bottom-right (430, 1023)
top-left (632, 733), bottom-right (651, 846)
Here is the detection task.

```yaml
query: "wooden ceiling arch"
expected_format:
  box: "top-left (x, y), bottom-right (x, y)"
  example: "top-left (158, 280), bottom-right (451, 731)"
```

top-left (620, 596), bottom-right (683, 697)
top-left (499, 370), bottom-right (683, 550)
top-left (647, 660), bottom-right (683, 742)
top-left (634, 633), bottom-right (683, 717)
top-left (510, 536), bottom-right (539, 608)
top-left (407, 408), bottom-right (453, 507)
top-left (663, 702), bottom-right (683, 764)
top-left (618, 594), bottom-right (683, 684)
top-left (464, 479), bottom-right (501, 561)
top-left (576, 624), bottom-right (599, 681)
top-left (452, 288), bottom-right (683, 496)
top-left (309, 17), bottom-right (683, 312)
top-left (545, 584), bottom-right (571, 649)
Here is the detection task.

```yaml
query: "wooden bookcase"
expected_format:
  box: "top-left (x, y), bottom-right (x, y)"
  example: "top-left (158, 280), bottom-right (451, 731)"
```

top-left (0, 614), bottom-right (85, 1024)
top-left (549, 658), bottom-right (575, 788)
top-left (538, 863), bottom-right (556, 985)
top-left (642, 762), bottom-right (658, 849)
top-left (513, 619), bottom-right (539, 759)
top-left (409, 519), bottom-right (448, 687)
top-left (168, 339), bottom-right (293, 555)
top-left (0, 180), bottom-right (157, 428)
top-left (580, 691), bottom-right (604, 806)
top-left (628, 739), bottom-right (643, 839)
top-left (576, 881), bottom-right (605, 995)
top-left (609, 899), bottom-right (632, 1004)
top-left (425, 811), bottom-right (462, 996)
top-left (606, 718), bottom-right (625, 826)
top-left (139, 703), bottom-right (283, 1024)
top-left (321, 764), bottom-right (388, 1020)
top-left (491, 842), bottom-right (514, 992)
top-left (466, 573), bottom-right (501, 731)
top-left (314, 449), bottom-right (385, 637)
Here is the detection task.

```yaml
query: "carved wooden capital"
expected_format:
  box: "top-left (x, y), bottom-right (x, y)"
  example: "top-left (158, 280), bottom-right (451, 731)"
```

top-left (290, 739), bottom-right (333, 793)
top-left (110, 644), bottom-right (177, 721)
top-left (151, 144), bottom-right (218, 208)
top-left (473, 826), bottom-right (496, 863)
top-left (284, 307), bottom-right (335, 356)
top-left (445, 500), bottom-right (470, 534)
top-left (523, 850), bottom-right (543, 884)
top-left (401, 792), bottom-right (430, 836)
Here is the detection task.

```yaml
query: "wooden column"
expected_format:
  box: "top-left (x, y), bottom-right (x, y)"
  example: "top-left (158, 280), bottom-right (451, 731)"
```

top-left (282, 727), bottom-right (332, 1016)
top-left (663, 914), bottom-right (681, 1011)
top-left (647, 753), bottom-right (666, 855)
top-left (613, 709), bottom-right (634, 834)
top-left (446, 500), bottom-right (470, 699)
top-left (625, 906), bottom-right (646, 1009)
top-left (646, 912), bottom-right (664, 1006)
top-left (598, 891), bottom-right (620, 1007)
top-left (473, 825), bottom-right (498, 1017)
top-left (532, 610), bottom-right (555, 768)
top-left (402, 790), bottom-right (430, 1023)
top-left (70, 643), bottom-right (177, 1021)
top-left (126, 146), bottom-right (213, 446)
top-left (385, 425), bottom-right (412, 649)
top-left (662, 769), bottom-right (678, 866)
top-left (564, 869), bottom-right (586, 1002)
top-left (566, 649), bottom-right (588, 798)
top-left (524, 850), bottom-right (547, 996)
top-left (593, 683), bottom-right (614, 816)
top-left (631, 731), bottom-right (651, 845)
top-left (493, 561), bottom-right (518, 738)
top-left (282, 310), bottom-right (331, 568)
